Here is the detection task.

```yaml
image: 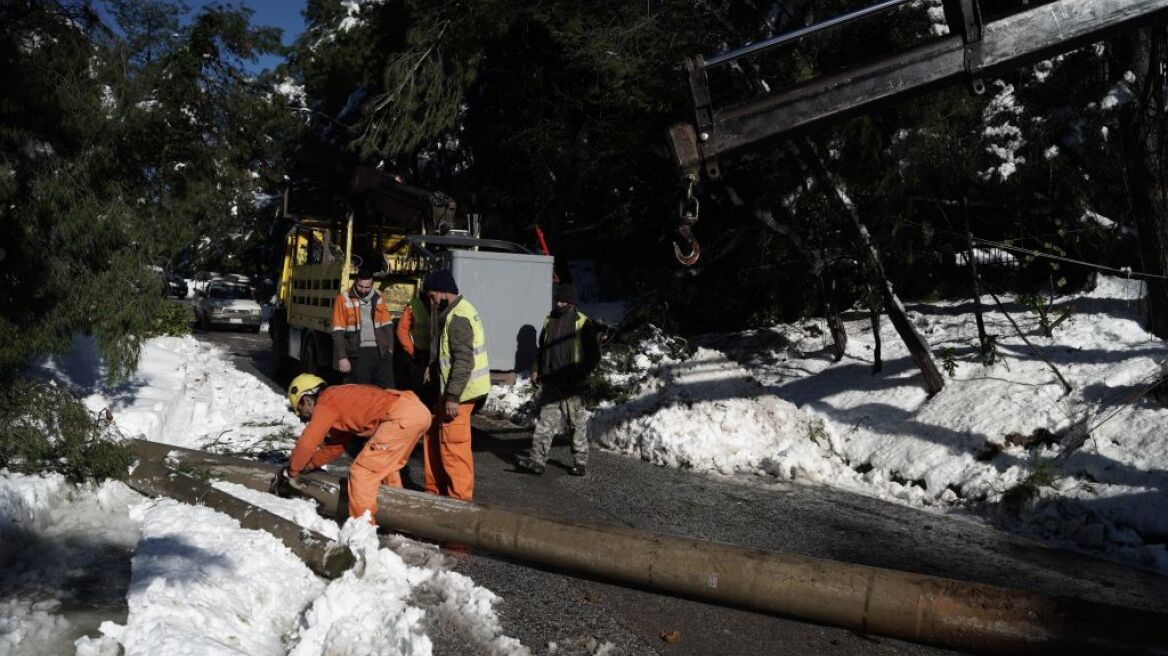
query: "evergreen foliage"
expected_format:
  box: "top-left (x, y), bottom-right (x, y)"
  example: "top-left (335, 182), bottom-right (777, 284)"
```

top-left (0, 0), bottom-right (290, 381)
top-left (0, 380), bottom-right (132, 483)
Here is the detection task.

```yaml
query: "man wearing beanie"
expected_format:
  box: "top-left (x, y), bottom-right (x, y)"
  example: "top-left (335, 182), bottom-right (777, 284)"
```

top-left (516, 283), bottom-right (600, 477)
top-left (421, 269), bottom-right (488, 500)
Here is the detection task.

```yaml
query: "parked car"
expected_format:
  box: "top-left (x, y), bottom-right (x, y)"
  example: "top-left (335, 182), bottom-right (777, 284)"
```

top-left (191, 271), bottom-right (220, 297)
top-left (195, 281), bottom-right (262, 332)
top-left (163, 274), bottom-right (188, 299)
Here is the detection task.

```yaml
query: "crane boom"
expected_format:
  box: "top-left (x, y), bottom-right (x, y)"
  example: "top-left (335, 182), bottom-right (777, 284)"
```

top-left (671, 0), bottom-right (1168, 180)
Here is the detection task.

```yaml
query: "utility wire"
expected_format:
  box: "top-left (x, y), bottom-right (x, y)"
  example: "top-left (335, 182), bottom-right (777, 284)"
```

top-left (902, 220), bottom-right (1168, 281)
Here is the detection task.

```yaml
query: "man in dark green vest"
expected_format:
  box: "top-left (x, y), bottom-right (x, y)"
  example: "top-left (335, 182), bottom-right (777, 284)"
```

top-left (517, 283), bottom-right (601, 476)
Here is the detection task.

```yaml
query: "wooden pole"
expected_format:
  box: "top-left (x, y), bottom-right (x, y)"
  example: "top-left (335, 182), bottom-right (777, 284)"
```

top-left (128, 440), bottom-right (1168, 656)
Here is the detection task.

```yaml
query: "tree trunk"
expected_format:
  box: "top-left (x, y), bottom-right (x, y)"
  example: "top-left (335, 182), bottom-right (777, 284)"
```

top-left (824, 277), bottom-right (848, 362)
top-left (868, 288), bottom-right (883, 373)
top-left (798, 141), bottom-right (944, 394)
top-left (962, 196), bottom-right (990, 357)
top-left (1121, 27), bottom-right (1168, 337)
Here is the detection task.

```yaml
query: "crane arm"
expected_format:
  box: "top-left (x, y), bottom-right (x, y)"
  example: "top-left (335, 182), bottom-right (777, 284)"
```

top-left (671, 0), bottom-right (1168, 181)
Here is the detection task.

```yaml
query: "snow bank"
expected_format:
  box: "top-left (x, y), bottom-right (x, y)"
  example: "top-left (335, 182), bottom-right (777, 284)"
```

top-left (289, 521), bottom-right (528, 656)
top-left (15, 332), bottom-right (533, 654)
top-left (32, 334), bottom-right (300, 454)
top-left (103, 498), bottom-right (326, 656)
top-left (493, 277), bottom-right (1168, 571)
top-left (590, 347), bottom-right (847, 483)
top-left (747, 277), bottom-right (1168, 569)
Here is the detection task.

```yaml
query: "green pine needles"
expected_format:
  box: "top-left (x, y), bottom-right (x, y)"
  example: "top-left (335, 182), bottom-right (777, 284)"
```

top-left (0, 381), bottom-right (132, 483)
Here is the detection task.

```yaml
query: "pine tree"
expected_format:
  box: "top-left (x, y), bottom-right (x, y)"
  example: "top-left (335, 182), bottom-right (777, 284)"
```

top-left (0, 1), bottom-right (290, 382)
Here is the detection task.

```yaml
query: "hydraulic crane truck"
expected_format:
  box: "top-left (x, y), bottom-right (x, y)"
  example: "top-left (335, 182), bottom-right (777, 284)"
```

top-left (666, 0), bottom-right (1168, 394)
top-left (270, 168), bottom-right (554, 380)
top-left (669, 0), bottom-right (1168, 260)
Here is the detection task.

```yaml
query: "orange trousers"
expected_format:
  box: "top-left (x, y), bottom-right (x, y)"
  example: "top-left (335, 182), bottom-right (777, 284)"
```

top-left (423, 400), bottom-right (475, 500)
top-left (345, 391), bottom-right (431, 520)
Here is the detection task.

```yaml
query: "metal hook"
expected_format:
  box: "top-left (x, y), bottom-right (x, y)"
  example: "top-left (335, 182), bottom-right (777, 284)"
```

top-left (673, 224), bottom-right (701, 266)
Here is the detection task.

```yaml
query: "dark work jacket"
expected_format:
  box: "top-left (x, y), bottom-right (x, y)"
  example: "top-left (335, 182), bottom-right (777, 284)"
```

top-left (536, 307), bottom-right (600, 388)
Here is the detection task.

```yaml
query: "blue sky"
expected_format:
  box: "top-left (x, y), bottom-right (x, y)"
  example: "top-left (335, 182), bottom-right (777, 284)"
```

top-left (95, 1), bottom-right (306, 73)
top-left (220, 0), bottom-right (307, 72)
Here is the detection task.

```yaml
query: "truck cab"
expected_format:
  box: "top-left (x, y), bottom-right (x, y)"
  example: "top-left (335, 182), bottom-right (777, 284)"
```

top-left (270, 168), bottom-right (553, 382)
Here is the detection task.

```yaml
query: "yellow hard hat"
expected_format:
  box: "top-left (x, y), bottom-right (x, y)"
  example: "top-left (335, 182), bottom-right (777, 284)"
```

top-left (287, 373), bottom-right (326, 411)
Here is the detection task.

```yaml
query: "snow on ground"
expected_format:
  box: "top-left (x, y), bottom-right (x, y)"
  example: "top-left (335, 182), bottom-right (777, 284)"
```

top-left (5, 334), bottom-right (529, 655)
top-left (30, 334), bottom-right (300, 454)
top-left (488, 276), bottom-right (1168, 572)
top-left (1, 474), bottom-right (141, 656)
top-left (7, 276), bottom-right (1168, 653)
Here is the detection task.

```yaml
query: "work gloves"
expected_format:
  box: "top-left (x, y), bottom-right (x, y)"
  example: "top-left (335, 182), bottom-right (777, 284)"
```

top-left (269, 467), bottom-right (306, 497)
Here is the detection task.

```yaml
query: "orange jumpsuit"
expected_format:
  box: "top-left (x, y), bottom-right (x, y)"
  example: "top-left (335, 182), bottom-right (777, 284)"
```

top-left (288, 384), bottom-right (431, 520)
top-left (423, 401), bottom-right (475, 500)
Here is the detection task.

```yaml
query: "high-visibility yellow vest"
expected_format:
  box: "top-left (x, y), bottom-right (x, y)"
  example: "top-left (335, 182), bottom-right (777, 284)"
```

top-left (408, 296), bottom-right (431, 351)
top-left (438, 299), bottom-right (490, 401)
top-left (541, 311), bottom-right (589, 364)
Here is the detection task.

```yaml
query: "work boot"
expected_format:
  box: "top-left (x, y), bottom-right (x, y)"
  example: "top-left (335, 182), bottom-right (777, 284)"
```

top-left (568, 464), bottom-right (586, 477)
top-left (515, 456), bottom-right (545, 475)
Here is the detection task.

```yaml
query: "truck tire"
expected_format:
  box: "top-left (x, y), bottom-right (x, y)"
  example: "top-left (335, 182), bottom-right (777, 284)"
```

top-left (299, 333), bottom-right (320, 376)
top-left (269, 308), bottom-right (295, 383)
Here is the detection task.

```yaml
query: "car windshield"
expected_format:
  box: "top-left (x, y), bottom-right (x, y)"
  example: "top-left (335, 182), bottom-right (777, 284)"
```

top-left (208, 284), bottom-right (251, 300)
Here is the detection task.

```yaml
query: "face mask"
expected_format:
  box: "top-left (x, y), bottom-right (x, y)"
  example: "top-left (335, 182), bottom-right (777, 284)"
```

top-left (436, 298), bottom-right (450, 313)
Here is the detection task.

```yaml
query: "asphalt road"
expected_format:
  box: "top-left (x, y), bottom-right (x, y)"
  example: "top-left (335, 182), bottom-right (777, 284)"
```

top-left (194, 327), bottom-right (1168, 656)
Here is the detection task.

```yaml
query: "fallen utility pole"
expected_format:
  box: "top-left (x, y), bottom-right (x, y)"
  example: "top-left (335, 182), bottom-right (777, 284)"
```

top-left (124, 456), bottom-right (355, 579)
top-left (129, 440), bottom-right (1168, 656)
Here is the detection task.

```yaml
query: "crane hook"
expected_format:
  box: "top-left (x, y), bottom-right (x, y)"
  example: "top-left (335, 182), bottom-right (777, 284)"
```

top-left (674, 175), bottom-right (701, 266)
top-left (673, 224), bottom-right (701, 266)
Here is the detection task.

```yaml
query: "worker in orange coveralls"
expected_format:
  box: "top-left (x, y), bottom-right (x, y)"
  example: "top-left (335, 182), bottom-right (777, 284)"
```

top-left (271, 374), bottom-right (431, 521)
top-left (394, 292), bottom-right (434, 405)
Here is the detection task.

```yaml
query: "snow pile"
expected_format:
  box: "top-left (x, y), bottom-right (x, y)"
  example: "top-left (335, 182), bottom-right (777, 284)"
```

top-left (290, 521), bottom-right (528, 656)
top-left (13, 332), bottom-right (535, 654)
top-left (99, 497), bottom-right (326, 656)
top-left (70, 486), bottom-right (530, 656)
top-left (485, 375), bottom-right (538, 423)
top-left (590, 346), bottom-right (847, 482)
top-left (748, 276), bottom-right (1168, 569)
top-left (32, 334), bottom-right (300, 454)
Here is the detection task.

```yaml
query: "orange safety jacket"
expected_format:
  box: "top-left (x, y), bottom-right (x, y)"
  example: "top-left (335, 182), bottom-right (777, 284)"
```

top-left (395, 303), bottom-right (416, 357)
top-left (331, 290), bottom-right (394, 368)
top-left (288, 384), bottom-right (406, 476)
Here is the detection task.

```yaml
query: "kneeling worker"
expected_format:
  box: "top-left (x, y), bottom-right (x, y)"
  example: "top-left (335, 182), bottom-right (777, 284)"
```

top-left (273, 373), bottom-right (431, 521)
